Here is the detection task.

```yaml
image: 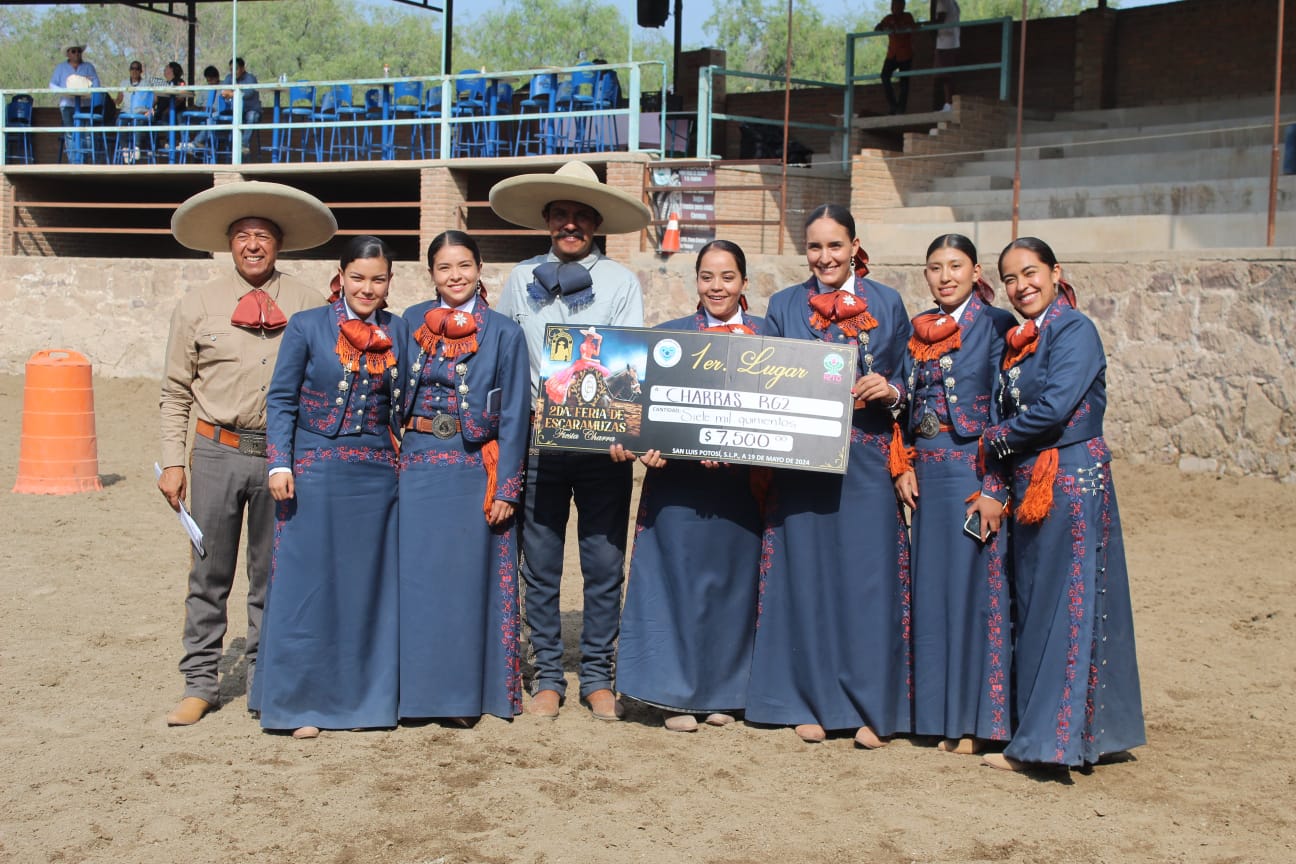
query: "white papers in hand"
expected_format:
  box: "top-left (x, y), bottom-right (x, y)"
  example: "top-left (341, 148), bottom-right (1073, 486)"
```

top-left (154, 463), bottom-right (206, 557)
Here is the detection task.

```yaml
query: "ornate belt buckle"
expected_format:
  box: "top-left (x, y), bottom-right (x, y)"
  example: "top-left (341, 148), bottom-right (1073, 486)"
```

top-left (238, 432), bottom-right (267, 457)
top-left (918, 412), bottom-right (941, 439)
top-left (431, 414), bottom-right (457, 439)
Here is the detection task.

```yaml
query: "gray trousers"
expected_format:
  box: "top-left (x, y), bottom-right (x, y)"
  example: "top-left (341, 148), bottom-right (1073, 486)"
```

top-left (519, 450), bottom-right (632, 699)
top-left (179, 435), bottom-right (274, 703)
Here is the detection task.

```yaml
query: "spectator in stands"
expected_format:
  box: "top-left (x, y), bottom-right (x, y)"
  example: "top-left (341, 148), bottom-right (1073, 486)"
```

top-left (932, 0), bottom-right (961, 111)
top-left (878, 1), bottom-right (917, 115)
top-left (197, 64), bottom-right (221, 104)
top-left (155, 62), bottom-right (188, 123)
top-left (49, 41), bottom-right (100, 164)
top-left (222, 57), bottom-right (262, 155)
top-left (114, 60), bottom-right (153, 163)
top-left (115, 60), bottom-right (146, 109)
top-left (185, 65), bottom-right (222, 155)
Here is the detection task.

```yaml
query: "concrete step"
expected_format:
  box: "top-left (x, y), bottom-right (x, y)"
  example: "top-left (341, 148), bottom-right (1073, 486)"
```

top-left (1016, 119), bottom-right (1278, 157)
top-left (950, 145), bottom-right (1272, 187)
top-left (1055, 97), bottom-right (1276, 129)
top-left (933, 174), bottom-right (1015, 192)
top-left (900, 176), bottom-right (1296, 221)
top-left (859, 212), bottom-right (1296, 255)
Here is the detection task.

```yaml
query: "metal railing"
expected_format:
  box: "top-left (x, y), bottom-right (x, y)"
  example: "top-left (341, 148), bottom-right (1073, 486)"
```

top-left (694, 66), bottom-right (847, 164)
top-left (844, 16), bottom-right (1014, 149)
top-left (0, 61), bottom-right (668, 166)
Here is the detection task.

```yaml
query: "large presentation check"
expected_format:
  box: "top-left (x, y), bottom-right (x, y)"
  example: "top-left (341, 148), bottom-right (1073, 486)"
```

top-left (534, 324), bottom-right (857, 474)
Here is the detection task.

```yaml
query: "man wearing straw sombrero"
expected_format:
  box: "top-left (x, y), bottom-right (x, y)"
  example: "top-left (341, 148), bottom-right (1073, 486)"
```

top-left (490, 160), bottom-right (651, 721)
top-left (158, 181), bottom-right (337, 726)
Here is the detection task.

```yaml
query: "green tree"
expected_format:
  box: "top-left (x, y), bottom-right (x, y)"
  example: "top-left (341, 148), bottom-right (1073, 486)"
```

top-left (703, 0), bottom-right (877, 91)
top-left (459, 0), bottom-right (672, 92)
top-left (196, 0), bottom-right (443, 82)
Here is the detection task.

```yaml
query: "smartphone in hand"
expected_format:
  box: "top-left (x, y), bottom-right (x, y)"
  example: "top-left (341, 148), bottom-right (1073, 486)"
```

top-left (963, 511), bottom-right (988, 543)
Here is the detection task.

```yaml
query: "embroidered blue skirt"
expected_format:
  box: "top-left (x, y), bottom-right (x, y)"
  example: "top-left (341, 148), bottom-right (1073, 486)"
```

top-left (397, 430), bottom-right (522, 720)
top-left (745, 425), bottom-right (913, 733)
top-left (910, 431), bottom-right (1011, 742)
top-left (252, 428), bottom-right (400, 731)
top-left (1004, 438), bottom-right (1145, 765)
top-left (616, 460), bottom-right (762, 714)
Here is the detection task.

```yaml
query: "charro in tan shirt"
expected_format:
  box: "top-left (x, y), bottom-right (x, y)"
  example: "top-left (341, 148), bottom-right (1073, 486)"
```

top-left (159, 268), bottom-right (325, 468)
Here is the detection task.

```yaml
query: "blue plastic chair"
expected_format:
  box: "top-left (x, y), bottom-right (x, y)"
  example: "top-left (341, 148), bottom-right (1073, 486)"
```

top-left (452, 70), bottom-right (488, 157)
top-left (58, 92), bottom-right (109, 164)
top-left (319, 84), bottom-right (364, 161)
top-left (176, 92), bottom-right (219, 164)
top-left (591, 71), bottom-right (621, 152)
top-left (113, 89), bottom-right (156, 164)
top-left (558, 64), bottom-right (598, 153)
top-left (208, 92), bottom-right (235, 163)
top-left (277, 84), bottom-right (317, 162)
top-left (418, 85), bottom-right (443, 158)
top-left (361, 88), bottom-right (385, 159)
top-left (390, 80), bottom-right (423, 159)
top-left (5, 94), bottom-right (34, 164)
top-left (515, 74), bottom-right (556, 156)
top-left (485, 82), bottom-right (513, 156)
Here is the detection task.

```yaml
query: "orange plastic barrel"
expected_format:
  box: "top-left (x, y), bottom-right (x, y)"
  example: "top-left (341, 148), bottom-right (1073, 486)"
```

top-left (12, 349), bottom-right (103, 494)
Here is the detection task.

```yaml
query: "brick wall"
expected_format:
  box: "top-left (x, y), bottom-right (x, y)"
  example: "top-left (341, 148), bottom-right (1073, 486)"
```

top-left (851, 95), bottom-right (1012, 224)
top-left (1114, 0), bottom-right (1296, 106)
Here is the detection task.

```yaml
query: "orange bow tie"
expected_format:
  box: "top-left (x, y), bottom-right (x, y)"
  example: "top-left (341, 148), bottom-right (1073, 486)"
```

top-left (335, 318), bottom-right (395, 374)
top-left (1002, 320), bottom-right (1040, 370)
top-left (230, 288), bottom-right (287, 330)
top-left (908, 310), bottom-right (961, 361)
top-left (808, 289), bottom-right (878, 337)
top-left (415, 306), bottom-right (479, 359)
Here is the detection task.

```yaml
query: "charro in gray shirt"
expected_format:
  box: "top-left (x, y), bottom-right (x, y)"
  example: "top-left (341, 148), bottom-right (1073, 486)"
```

top-left (494, 246), bottom-right (644, 400)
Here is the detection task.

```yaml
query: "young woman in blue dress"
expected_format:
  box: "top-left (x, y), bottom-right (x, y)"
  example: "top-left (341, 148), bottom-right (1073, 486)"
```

top-left (613, 240), bottom-right (766, 733)
top-left (397, 230), bottom-right (531, 724)
top-left (254, 235), bottom-right (407, 739)
top-left (980, 237), bottom-right (1145, 772)
top-left (744, 204), bottom-right (913, 747)
top-left (893, 233), bottom-right (1017, 755)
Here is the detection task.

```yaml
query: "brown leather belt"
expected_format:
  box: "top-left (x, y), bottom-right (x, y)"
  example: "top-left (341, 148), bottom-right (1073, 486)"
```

top-left (196, 419), bottom-right (267, 457)
top-left (405, 414), bottom-right (461, 438)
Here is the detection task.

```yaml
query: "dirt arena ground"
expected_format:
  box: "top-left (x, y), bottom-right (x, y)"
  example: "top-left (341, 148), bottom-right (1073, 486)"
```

top-left (1, 374), bottom-right (1293, 864)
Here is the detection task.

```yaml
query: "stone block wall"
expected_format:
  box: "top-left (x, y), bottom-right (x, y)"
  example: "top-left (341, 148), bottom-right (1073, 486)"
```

top-left (635, 249), bottom-right (1296, 482)
top-left (3, 249), bottom-right (1292, 481)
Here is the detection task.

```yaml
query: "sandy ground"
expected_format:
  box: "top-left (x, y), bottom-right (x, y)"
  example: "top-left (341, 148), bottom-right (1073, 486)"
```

top-left (1, 373), bottom-right (1294, 864)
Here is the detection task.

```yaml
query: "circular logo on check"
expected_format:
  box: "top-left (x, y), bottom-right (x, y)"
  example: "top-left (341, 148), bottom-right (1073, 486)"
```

top-left (653, 338), bottom-right (683, 368)
top-left (823, 353), bottom-right (845, 374)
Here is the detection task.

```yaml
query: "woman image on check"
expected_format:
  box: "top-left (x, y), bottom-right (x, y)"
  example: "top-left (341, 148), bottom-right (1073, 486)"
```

top-left (544, 325), bottom-right (612, 405)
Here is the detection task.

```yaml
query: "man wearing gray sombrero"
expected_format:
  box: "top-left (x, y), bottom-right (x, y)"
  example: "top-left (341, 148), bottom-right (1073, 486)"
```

top-left (491, 160), bottom-right (651, 721)
top-left (158, 181), bottom-right (336, 726)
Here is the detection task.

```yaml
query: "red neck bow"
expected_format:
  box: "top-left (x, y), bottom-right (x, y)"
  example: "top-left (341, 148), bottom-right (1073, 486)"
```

top-left (908, 310), bottom-right (961, 361)
top-left (231, 288), bottom-right (287, 331)
top-left (703, 323), bottom-right (756, 335)
top-left (336, 318), bottom-right (396, 374)
top-left (415, 306), bottom-right (479, 358)
top-left (809, 289), bottom-right (878, 337)
top-left (1002, 320), bottom-right (1040, 370)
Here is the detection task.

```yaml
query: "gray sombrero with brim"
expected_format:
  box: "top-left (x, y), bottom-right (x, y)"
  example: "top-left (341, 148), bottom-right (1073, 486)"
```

top-left (489, 160), bottom-right (651, 235)
top-left (171, 181), bottom-right (337, 253)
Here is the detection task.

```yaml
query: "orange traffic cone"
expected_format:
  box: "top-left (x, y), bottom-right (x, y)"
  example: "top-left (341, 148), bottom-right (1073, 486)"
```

top-left (12, 349), bottom-right (102, 494)
top-left (661, 211), bottom-right (681, 253)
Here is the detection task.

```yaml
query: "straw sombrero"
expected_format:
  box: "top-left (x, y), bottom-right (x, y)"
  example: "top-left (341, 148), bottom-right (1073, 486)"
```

top-left (489, 161), bottom-right (651, 235)
top-left (171, 181), bottom-right (337, 253)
